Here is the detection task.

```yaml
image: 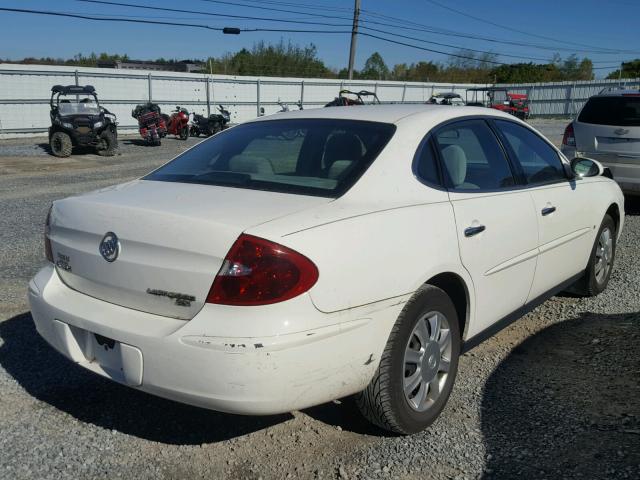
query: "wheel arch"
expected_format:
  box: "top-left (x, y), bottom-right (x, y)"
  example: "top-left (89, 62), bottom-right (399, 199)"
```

top-left (425, 272), bottom-right (471, 341)
top-left (606, 202), bottom-right (621, 234)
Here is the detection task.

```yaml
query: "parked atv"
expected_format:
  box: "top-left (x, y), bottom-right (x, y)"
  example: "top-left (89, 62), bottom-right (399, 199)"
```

top-left (132, 102), bottom-right (167, 146)
top-left (325, 89), bottom-right (380, 107)
top-left (161, 106), bottom-right (190, 140)
top-left (466, 87), bottom-right (530, 120)
top-left (189, 105), bottom-right (231, 137)
top-left (49, 85), bottom-right (118, 157)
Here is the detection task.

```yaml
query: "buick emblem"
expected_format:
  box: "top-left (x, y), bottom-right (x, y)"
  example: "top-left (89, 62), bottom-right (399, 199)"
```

top-left (99, 232), bottom-right (120, 263)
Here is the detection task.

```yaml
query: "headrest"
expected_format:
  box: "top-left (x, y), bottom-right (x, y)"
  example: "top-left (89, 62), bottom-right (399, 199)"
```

top-left (441, 144), bottom-right (467, 186)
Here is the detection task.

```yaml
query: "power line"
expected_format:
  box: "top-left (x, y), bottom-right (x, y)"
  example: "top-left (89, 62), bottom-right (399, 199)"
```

top-left (0, 5), bottom-right (627, 73)
top-left (193, 0), bottom-right (355, 22)
top-left (358, 32), bottom-right (511, 66)
top-left (358, 10), bottom-right (632, 57)
top-left (0, 7), bottom-right (228, 31)
top-left (422, 0), bottom-right (636, 55)
top-left (361, 26), bottom-right (553, 63)
top-left (76, 0), bottom-right (352, 27)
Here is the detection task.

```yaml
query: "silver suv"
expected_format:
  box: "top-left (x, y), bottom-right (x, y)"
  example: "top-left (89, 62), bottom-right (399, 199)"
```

top-left (561, 88), bottom-right (640, 195)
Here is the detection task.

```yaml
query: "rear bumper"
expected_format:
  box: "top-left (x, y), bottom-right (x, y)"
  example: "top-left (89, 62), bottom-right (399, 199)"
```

top-left (561, 147), bottom-right (640, 195)
top-left (28, 265), bottom-right (405, 415)
top-left (598, 161), bottom-right (640, 195)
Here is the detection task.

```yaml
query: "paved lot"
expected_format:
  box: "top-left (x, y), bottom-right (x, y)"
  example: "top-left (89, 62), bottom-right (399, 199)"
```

top-left (0, 123), bottom-right (638, 480)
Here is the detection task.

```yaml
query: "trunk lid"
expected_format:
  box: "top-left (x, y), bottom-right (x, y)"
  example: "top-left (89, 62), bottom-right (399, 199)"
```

top-left (49, 180), bottom-right (329, 320)
top-left (574, 94), bottom-right (640, 164)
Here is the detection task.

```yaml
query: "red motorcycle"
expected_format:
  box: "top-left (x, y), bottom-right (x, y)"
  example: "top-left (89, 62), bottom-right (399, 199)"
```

top-left (132, 103), bottom-right (166, 146)
top-left (162, 106), bottom-right (190, 140)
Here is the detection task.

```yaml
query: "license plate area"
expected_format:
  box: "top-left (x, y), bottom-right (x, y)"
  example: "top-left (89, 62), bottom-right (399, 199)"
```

top-left (52, 319), bottom-right (143, 386)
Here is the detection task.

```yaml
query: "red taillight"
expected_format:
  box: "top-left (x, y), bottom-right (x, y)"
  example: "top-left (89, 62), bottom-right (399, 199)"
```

top-left (44, 205), bottom-right (53, 262)
top-left (562, 123), bottom-right (576, 147)
top-left (207, 234), bottom-right (319, 306)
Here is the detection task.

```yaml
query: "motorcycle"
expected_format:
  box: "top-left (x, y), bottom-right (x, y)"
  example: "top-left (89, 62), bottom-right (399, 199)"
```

top-left (132, 102), bottom-right (167, 146)
top-left (161, 106), bottom-right (190, 140)
top-left (189, 105), bottom-right (231, 137)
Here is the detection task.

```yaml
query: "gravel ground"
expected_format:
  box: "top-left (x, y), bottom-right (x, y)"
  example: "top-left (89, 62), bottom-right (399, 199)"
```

top-left (0, 125), bottom-right (638, 480)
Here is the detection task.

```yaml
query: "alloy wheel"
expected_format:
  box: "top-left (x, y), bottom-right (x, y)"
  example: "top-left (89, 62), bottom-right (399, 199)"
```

top-left (403, 311), bottom-right (452, 412)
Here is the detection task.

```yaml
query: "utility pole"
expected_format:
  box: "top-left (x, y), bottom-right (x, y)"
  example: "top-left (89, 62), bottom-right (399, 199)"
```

top-left (347, 0), bottom-right (360, 80)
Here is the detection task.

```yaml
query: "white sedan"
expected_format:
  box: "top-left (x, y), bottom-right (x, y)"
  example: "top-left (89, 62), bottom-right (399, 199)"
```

top-left (29, 105), bottom-right (623, 434)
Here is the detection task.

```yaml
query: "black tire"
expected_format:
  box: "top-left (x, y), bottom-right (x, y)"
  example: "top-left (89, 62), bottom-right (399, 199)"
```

top-left (179, 125), bottom-right (189, 140)
top-left (50, 131), bottom-right (72, 158)
top-left (97, 130), bottom-right (117, 156)
top-left (190, 126), bottom-right (200, 137)
top-left (356, 284), bottom-right (461, 434)
top-left (574, 214), bottom-right (616, 297)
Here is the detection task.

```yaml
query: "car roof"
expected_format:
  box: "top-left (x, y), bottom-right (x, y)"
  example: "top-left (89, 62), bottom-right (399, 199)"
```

top-left (248, 104), bottom-right (515, 126)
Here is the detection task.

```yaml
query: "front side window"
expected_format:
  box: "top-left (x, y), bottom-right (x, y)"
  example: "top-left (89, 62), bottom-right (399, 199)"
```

top-left (434, 119), bottom-right (515, 191)
top-left (145, 119), bottom-right (396, 197)
top-left (494, 120), bottom-right (566, 186)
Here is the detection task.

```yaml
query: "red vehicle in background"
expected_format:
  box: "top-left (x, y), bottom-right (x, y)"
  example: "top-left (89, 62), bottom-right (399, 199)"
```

top-left (132, 103), bottom-right (167, 146)
top-left (162, 106), bottom-right (190, 140)
top-left (466, 87), bottom-right (530, 120)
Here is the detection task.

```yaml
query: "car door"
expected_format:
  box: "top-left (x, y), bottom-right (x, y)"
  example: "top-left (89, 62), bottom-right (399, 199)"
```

top-left (433, 119), bottom-right (539, 336)
top-left (492, 119), bottom-right (593, 300)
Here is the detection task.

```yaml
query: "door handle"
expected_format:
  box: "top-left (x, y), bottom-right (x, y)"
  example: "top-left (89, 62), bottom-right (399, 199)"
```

top-left (541, 206), bottom-right (556, 216)
top-left (464, 225), bottom-right (486, 237)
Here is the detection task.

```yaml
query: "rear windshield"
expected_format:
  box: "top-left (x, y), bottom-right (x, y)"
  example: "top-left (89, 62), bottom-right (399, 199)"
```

top-left (578, 96), bottom-right (640, 126)
top-left (145, 119), bottom-right (396, 197)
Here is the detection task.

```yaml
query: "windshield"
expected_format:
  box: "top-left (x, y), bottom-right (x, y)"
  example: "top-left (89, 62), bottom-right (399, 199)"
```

top-left (579, 96), bottom-right (640, 127)
top-left (57, 95), bottom-right (100, 115)
top-left (145, 119), bottom-right (396, 197)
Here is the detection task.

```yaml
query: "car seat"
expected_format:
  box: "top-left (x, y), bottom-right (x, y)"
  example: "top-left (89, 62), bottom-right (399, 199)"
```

top-left (323, 133), bottom-right (363, 180)
top-left (441, 144), bottom-right (479, 189)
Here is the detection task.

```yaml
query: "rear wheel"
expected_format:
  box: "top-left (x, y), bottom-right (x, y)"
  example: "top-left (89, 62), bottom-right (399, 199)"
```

top-left (356, 285), bottom-right (460, 434)
top-left (97, 130), bottom-right (117, 156)
top-left (50, 131), bottom-right (72, 157)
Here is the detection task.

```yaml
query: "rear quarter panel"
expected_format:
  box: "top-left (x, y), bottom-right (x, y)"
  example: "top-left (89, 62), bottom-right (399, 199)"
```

top-left (273, 201), bottom-right (470, 315)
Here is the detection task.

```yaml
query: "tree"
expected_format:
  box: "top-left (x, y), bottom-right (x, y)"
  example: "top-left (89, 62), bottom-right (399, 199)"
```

top-left (607, 59), bottom-right (640, 79)
top-left (361, 52), bottom-right (389, 80)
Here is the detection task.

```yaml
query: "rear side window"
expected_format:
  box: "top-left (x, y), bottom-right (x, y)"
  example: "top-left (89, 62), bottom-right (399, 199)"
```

top-left (145, 119), bottom-right (396, 197)
top-left (434, 119), bottom-right (515, 191)
top-left (414, 137), bottom-right (441, 186)
top-left (494, 120), bottom-right (566, 186)
top-left (578, 96), bottom-right (640, 126)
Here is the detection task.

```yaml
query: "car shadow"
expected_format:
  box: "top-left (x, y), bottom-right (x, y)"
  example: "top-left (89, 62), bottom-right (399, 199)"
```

top-left (0, 312), bottom-right (292, 445)
top-left (121, 139), bottom-right (155, 147)
top-left (480, 311), bottom-right (640, 479)
top-left (38, 142), bottom-right (103, 158)
top-left (624, 195), bottom-right (640, 216)
top-left (302, 397), bottom-right (390, 436)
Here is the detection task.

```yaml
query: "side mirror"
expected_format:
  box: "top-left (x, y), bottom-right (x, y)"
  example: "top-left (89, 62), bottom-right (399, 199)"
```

top-left (571, 157), bottom-right (604, 178)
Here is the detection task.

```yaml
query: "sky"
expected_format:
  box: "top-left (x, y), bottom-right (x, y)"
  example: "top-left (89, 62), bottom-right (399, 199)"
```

top-left (0, 0), bottom-right (638, 78)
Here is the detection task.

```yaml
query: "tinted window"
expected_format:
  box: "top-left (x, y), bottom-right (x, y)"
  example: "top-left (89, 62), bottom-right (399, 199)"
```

top-left (145, 119), bottom-right (396, 197)
top-left (495, 120), bottom-right (565, 185)
top-left (578, 96), bottom-right (640, 126)
top-left (434, 120), bottom-right (515, 190)
top-left (414, 137), bottom-right (441, 186)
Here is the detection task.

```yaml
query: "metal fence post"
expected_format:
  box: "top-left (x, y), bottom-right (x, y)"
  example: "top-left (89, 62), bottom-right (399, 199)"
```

top-left (74, 69), bottom-right (79, 86)
top-left (148, 73), bottom-right (153, 102)
top-left (205, 77), bottom-right (211, 116)
top-left (401, 83), bottom-right (407, 103)
top-left (300, 80), bottom-right (305, 108)
top-left (256, 79), bottom-right (261, 117)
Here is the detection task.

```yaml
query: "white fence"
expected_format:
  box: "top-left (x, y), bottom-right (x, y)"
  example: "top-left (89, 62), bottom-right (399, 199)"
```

top-left (0, 63), bottom-right (638, 137)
